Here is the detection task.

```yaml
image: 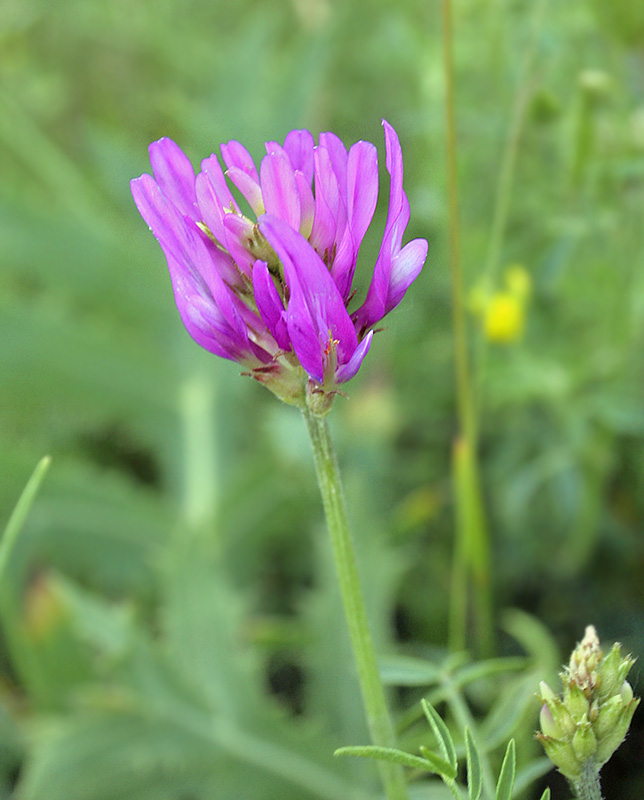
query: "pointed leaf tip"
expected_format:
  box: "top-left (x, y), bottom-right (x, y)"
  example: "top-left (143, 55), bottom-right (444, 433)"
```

top-left (0, 456), bottom-right (52, 589)
top-left (465, 728), bottom-right (483, 800)
top-left (421, 699), bottom-right (458, 771)
top-left (495, 740), bottom-right (516, 800)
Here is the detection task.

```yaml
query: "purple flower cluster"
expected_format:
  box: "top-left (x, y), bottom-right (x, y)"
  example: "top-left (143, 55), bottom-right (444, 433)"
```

top-left (131, 120), bottom-right (427, 405)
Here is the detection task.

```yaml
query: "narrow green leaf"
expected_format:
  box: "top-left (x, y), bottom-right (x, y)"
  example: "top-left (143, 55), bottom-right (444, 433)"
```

top-left (418, 746), bottom-right (458, 780)
top-left (465, 728), bottom-right (482, 800)
top-left (334, 745), bottom-right (441, 773)
top-left (421, 699), bottom-right (458, 770)
top-left (0, 456), bottom-right (51, 589)
top-left (538, 789), bottom-right (551, 800)
top-left (494, 740), bottom-right (516, 800)
top-left (452, 657), bottom-right (527, 687)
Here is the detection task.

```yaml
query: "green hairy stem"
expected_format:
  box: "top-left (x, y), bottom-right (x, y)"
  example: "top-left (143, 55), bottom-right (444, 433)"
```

top-left (575, 761), bottom-right (603, 800)
top-left (302, 406), bottom-right (409, 800)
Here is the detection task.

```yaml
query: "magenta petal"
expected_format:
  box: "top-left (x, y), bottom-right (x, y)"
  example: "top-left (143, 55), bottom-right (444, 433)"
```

top-left (196, 155), bottom-right (240, 243)
top-left (131, 174), bottom-right (182, 251)
top-left (259, 215), bottom-right (358, 384)
top-left (330, 225), bottom-right (356, 301)
top-left (346, 141), bottom-right (378, 252)
top-left (310, 147), bottom-right (338, 258)
top-left (283, 129), bottom-right (315, 185)
top-left (131, 175), bottom-right (269, 365)
top-left (386, 238), bottom-right (428, 313)
top-left (199, 231), bottom-right (244, 289)
top-left (180, 288), bottom-right (271, 365)
top-left (252, 260), bottom-right (291, 350)
top-left (170, 239), bottom-right (272, 364)
top-left (149, 138), bottom-right (199, 221)
top-left (260, 151), bottom-right (301, 231)
top-left (319, 131), bottom-right (348, 199)
top-left (382, 119), bottom-right (404, 226)
top-left (222, 214), bottom-right (255, 276)
top-left (351, 236), bottom-right (391, 334)
top-left (335, 330), bottom-right (373, 383)
top-left (352, 121), bottom-right (425, 332)
top-left (132, 175), bottom-right (211, 294)
top-left (225, 167), bottom-right (265, 217)
top-left (220, 140), bottom-right (259, 183)
top-left (294, 171), bottom-right (315, 239)
top-left (195, 174), bottom-right (225, 243)
top-left (264, 140), bottom-right (285, 156)
top-left (171, 285), bottom-right (233, 360)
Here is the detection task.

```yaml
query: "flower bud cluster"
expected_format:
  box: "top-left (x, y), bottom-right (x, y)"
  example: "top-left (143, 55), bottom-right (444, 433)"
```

top-left (536, 625), bottom-right (639, 782)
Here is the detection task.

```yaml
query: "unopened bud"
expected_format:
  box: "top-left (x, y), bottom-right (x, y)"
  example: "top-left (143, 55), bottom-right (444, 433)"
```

top-left (620, 680), bottom-right (634, 704)
top-left (594, 695), bottom-right (625, 740)
top-left (536, 625), bottom-right (639, 786)
top-left (535, 733), bottom-right (580, 782)
top-left (540, 705), bottom-right (562, 739)
top-left (565, 682), bottom-right (591, 718)
top-left (597, 644), bottom-right (629, 699)
top-left (539, 681), bottom-right (557, 703)
top-left (572, 718), bottom-right (597, 762)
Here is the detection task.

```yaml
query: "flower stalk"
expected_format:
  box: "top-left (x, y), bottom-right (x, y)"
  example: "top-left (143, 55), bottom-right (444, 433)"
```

top-left (576, 760), bottom-right (603, 800)
top-left (302, 404), bottom-right (408, 800)
top-left (441, 0), bottom-right (493, 656)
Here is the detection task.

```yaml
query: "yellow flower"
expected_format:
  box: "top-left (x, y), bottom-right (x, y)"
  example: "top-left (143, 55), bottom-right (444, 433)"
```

top-left (483, 292), bottom-right (525, 343)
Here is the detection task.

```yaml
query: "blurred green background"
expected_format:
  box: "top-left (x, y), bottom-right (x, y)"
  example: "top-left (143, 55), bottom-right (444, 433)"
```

top-left (1, 0), bottom-right (643, 798)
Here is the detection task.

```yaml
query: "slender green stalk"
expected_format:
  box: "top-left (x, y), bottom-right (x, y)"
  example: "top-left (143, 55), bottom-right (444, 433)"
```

top-left (441, 0), bottom-right (476, 450)
top-left (574, 761), bottom-right (603, 800)
top-left (481, 0), bottom-right (547, 291)
top-left (474, 0), bottom-right (548, 407)
top-left (302, 406), bottom-right (408, 800)
top-left (441, 0), bottom-right (493, 656)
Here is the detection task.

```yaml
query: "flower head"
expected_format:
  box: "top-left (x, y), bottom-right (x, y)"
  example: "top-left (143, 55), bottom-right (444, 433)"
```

top-left (536, 626), bottom-right (639, 786)
top-left (131, 121), bottom-right (427, 413)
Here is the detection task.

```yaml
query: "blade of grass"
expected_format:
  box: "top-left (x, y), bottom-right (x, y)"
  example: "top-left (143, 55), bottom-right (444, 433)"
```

top-left (0, 456), bottom-right (52, 592)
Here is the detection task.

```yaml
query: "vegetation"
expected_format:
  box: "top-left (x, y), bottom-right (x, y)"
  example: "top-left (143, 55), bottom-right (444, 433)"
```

top-left (1, 0), bottom-right (643, 797)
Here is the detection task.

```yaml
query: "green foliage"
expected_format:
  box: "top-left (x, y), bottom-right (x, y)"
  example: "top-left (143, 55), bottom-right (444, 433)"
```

top-left (337, 699), bottom-right (525, 800)
top-left (495, 741), bottom-right (516, 800)
top-left (465, 728), bottom-right (482, 800)
top-left (1, 0), bottom-right (643, 797)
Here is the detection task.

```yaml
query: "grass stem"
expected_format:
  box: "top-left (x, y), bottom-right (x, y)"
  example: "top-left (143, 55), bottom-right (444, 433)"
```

top-left (441, 0), bottom-right (494, 656)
